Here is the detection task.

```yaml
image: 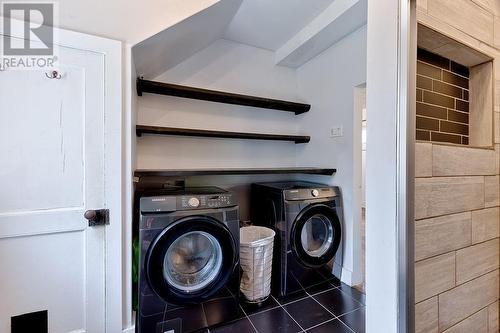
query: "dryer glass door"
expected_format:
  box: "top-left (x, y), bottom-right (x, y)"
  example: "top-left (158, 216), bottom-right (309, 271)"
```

top-left (301, 215), bottom-right (334, 258)
top-left (291, 204), bottom-right (341, 267)
top-left (146, 216), bottom-right (238, 304)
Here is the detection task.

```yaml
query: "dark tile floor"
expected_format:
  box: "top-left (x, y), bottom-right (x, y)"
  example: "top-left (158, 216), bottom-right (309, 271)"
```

top-left (209, 280), bottom-right (366, 333)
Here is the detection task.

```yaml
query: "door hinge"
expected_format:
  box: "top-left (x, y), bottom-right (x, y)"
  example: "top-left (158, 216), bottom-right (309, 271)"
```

top-left (84, 209), bottom-right (110, 227)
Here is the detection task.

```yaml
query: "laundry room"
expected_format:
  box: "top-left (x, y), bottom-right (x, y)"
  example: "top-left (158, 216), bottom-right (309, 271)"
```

top-left (127, 0), bottom-right (367, 332)
top-left (0, 0), bottom-right (420, 332)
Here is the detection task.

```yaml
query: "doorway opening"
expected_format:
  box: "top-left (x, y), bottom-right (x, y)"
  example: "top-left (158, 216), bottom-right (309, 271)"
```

top-left (354, 85), bottom-right (367, 292)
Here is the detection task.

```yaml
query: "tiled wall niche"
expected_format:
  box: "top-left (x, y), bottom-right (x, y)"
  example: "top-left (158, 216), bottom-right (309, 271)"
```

top-left (417, 24), bottom-right (494, 148)
top-left (417, 48), bottom-right (470, 145)
top-left (414, 16), bottom-right (500, 333)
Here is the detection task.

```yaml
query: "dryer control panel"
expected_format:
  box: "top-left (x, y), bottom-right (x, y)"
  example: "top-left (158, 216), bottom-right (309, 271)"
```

top-left (140, 187), bottom-right (237, 213)
top-left (284, 187), bottom-right (338, 201)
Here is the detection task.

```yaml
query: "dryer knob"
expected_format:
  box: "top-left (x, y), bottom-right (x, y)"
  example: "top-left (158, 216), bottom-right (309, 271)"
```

top-left (188, 197), bottom-right (200, 207)
top-left (311, 189), bottom-right (319, 197)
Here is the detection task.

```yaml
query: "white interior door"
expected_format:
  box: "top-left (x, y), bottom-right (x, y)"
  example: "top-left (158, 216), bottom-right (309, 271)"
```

top-left (0, 36), bottom-right (108, 332)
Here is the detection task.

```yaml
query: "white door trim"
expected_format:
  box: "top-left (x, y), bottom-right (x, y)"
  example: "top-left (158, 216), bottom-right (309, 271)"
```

top-left (365, 0), bottom-right (415, 331)
top-left (0, 19), bottom-right (123, 333)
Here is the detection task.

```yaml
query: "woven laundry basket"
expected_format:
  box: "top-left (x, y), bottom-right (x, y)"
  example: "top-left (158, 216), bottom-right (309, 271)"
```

top-left (239, 226), bottom-right (275, 303)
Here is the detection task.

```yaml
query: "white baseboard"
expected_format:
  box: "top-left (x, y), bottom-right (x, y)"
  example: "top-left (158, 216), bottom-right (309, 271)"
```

top-left (123, 326), bottom-right (134, 333)
top-left (341, 267), bottom-right (363, 287)
top-left (341, 267), bottom-right (354, 285)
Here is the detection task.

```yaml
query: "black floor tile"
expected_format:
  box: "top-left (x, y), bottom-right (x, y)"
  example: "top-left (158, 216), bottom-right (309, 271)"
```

top-left (284, 297), bottom-right (333, 330)
top-left (313, 289), bottom-right (363, 317)
top-left (240, 297), bottom-right (280, 316)
top-left (275, 290), bottom-right (308, 305)
top-left (317, 268), bottom-right (341, 287)
top-left (306, 319), bottom-right (353, 333)
top-left (328, 277), bottom-right (342, 288)
top-left (249, 307), bottom-right (302, 333)
top-left (204, 297), bottom-right (245, 326)
top-left (338, 284), bottom-right (366, 305)
top-left (305, 280), bottom-right (336, 295)
top-left (210, 317), bottom-right (256, 333)
top-left (339, 307), bottom-right (365, 333)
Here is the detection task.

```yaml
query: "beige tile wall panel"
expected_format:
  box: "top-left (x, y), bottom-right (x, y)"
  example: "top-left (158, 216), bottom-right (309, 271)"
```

top-left (489, 301), bottom-right (499, 332)
top-left (418, 24), bottom-right (457, 54)
top-left (432, 145), bottom-right (496, 176)
top-left (417, 14), bottom-right (496, 65)
top-left (442, 308), bottom-right (488, 333)
top-left (495, 144), bottom-right (500, 174)
top-left (496, 80), bottom-right (500, 111)
top-left (416, 297), bottom-right (439, 333)
top-left (415, 177), bottom-right (485, 219)
top-left (427, 0), bottom-right (494, 45)
top-left (438, 270), bottom-right (499, 331)
top-left (456, 239), bottom-right (500, 284)
top-left (471, 0), bottom-right (497, 13)
top-left (417, 0), bottom-right (428, 12)
top-left (415, 212), bottom-right (471, 261)
top-left (472, 207), bottom-right (500, 244)
top-left (485, 175), bottom-right (500, 207)
top-left (470, 62), bottom-right (494, 147)
top-left (495, 111), bottom-right (500, 143)
top-left (415, 253), bottom-right (455, 303)
top-left (416, 142), bottom-right (433, 177)
top-left (495, 17), bottom-right (500, 49)
top-left (435, 43), bottom-right (491, 68)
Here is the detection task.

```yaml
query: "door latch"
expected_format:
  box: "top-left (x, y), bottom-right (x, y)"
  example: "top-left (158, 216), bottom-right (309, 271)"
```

top-left (84, 209), bottom-right (110, 227)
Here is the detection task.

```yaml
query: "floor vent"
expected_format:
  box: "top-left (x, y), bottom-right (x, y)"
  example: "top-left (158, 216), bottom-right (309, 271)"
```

top-left (11, 310), bottom-right (48, 333)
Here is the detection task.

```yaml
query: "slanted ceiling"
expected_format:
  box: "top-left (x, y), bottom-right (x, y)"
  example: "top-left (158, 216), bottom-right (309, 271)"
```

top-left (223, 0), bottom-right (334, 51)
top-left (132, 0), bottom-right (367, 78)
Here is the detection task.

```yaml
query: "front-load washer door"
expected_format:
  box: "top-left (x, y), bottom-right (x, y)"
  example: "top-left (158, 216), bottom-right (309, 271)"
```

top-left (291, 204), bottom-right (342, 267)
top-left (145, 215), bottom-right (238, 304)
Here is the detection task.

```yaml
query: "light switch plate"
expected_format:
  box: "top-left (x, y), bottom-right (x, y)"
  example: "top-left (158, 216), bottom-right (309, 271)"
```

top-left (330, 126), bottom-right (343, 137)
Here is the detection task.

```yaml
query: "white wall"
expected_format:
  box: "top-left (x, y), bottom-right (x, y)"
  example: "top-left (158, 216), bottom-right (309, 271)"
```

top-left (295, 26), bottom-right (367, 285)
top-left (136, 38), bottom-right (302, 170)
top-left (6, 0), bottom-right (221, 44)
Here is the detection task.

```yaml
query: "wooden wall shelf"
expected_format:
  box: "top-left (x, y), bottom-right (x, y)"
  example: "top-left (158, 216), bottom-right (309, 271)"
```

top-left (136, 125), bottom-right (310, 144)
top-left (136, 78), bottom-right (311, 114)
top-left (134, 168), bottom-right (336, 178)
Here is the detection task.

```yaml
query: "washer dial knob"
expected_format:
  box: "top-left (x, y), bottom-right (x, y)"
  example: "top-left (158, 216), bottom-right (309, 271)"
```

top-left (311, 189), bottom-right (319, 197)
top-left (188, 197), bottom-right (200, 207)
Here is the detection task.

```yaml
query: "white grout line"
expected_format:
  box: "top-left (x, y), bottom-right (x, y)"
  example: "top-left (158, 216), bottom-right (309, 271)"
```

top-left (276, 293), bottom-right (311, 306)
top-left (337, 305), bottom-right (365, 319)
top-left (304, 282), bottom-right (366, 333)
top-left (303, 317), bottom-right (337, 331)
top-left (241, 279), bottom-right (363, 332)
top-left (335, 287), bottom-right (365, 307)
top-left (244, 302), bottom-right (281, 317)
top-left (271, 295), bottom-right (307, 332)
top-left (292, 278), bottom-right (343, 330)
top-left (308, 292), bottom-right (339, 321)
top-left (239, 304), bottom-right (259, 333)
top-left (336, 316), bottom-right (357, 333)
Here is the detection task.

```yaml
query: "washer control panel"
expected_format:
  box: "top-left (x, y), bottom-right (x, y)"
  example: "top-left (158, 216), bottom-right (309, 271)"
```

top-left (140, 187), bottom-right (237, 213)
top-left (187, 197), bottom-right (200, 207)
top-left (179, 193), bottom-right (236, 210)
